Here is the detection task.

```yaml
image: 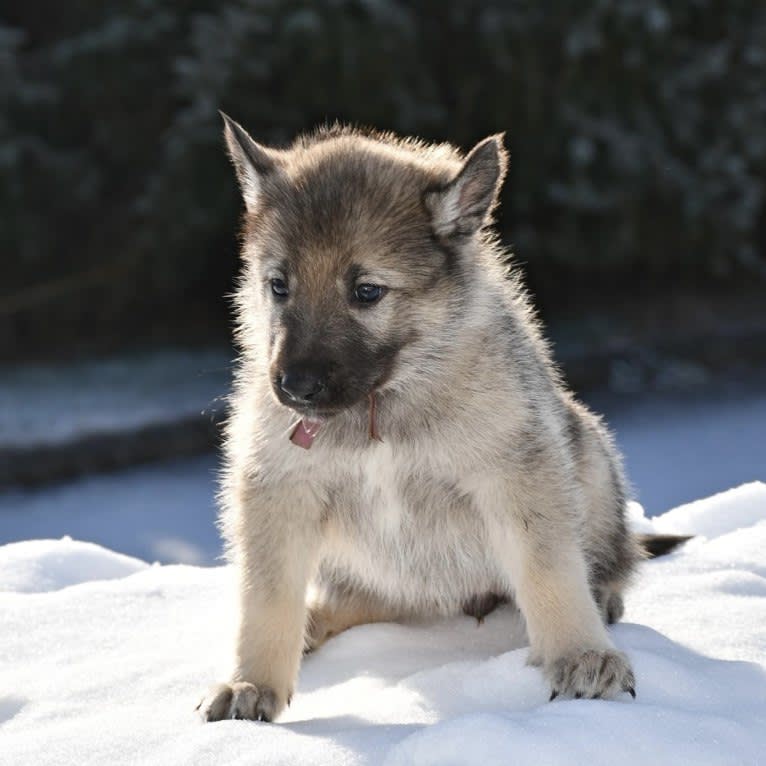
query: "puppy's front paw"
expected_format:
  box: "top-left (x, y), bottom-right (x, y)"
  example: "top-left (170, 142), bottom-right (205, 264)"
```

top-left (547, 649), bottom-right (635, 701)
top-left (197, 681), bottom-right (282, 722)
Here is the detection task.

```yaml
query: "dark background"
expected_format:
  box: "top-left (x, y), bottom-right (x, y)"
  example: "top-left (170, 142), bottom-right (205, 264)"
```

top-left (3, 0), bottom-right (765, 361)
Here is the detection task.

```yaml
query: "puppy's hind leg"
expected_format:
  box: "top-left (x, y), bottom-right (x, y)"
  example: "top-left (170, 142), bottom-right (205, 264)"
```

top-left (594, 585), bottom-right (625, 625)
top-left (304, 577), bottom-right (402, 653)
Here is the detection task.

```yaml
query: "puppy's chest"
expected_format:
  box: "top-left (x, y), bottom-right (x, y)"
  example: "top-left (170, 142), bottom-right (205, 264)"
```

top-left (356, 447), bottom-right (416, 535)
top-left (353, 445), bottom-right (463, 531)
top-left (323, 445), bottom-right (497, 602)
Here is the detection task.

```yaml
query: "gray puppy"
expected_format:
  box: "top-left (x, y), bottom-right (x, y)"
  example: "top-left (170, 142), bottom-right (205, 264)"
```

top-left (198, 116), bottom-right (678, 723)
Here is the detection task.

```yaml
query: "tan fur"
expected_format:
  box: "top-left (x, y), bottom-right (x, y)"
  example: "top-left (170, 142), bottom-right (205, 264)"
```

top-left (304, 584), bottom-right (402, 653)
top-left (197, 118), bottom-right (641, 722)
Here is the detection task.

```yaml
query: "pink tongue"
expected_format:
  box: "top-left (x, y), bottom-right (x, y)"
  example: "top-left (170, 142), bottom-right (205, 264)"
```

top-left (289, 417), bottom-right (324, 449)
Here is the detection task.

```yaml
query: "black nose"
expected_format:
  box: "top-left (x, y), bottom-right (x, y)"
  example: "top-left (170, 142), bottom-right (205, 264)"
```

top-left (279, 369), bottom-right (326, 403)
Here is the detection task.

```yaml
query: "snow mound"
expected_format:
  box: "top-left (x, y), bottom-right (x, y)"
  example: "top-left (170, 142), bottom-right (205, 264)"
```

top-left (0, 537), bottom-right (148, 593)
top-left (651, 480), bottom-right (766, 539)
top-left (0, 484), bottom-right (765, 765)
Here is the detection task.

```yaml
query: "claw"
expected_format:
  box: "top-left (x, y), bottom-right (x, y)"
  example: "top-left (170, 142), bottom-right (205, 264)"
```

top-left (549, 689), bottom-right (559, 701)
top-left (574, 692), bottom-right (582, 699)
top-left (626, 686), bottom-right (636, 699)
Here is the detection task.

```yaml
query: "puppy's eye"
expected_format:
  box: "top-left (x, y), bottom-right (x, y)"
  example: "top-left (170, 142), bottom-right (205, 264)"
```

top-left (354, 284), bottom-right (385, 304)
top-left (270, 278), bottom-right (289, 298)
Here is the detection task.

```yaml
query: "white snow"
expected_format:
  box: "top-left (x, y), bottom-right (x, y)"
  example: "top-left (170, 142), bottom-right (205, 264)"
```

top-left (1, 483), bottom-right (765, 765)
top-left (0, 537), bottom-right (147, 594)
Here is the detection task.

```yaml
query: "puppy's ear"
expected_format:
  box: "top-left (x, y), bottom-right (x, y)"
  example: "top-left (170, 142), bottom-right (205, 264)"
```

top-left (426, 134), bottom-right (508, 238)
top-left (220, 112), bottom-right (282, 210)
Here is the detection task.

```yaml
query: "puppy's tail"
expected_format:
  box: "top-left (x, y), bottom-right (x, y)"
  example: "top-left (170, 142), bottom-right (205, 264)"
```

top-left (638, 533), bottom-right (692, 559)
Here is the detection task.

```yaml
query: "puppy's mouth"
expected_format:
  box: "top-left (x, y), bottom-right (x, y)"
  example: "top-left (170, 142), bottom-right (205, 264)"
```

top-left (288, 391), bottom-right (382, 449)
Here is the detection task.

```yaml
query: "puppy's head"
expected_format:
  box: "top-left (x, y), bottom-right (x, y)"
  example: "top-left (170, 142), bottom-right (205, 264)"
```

top-left (222, 116), bottom-right (507, 417)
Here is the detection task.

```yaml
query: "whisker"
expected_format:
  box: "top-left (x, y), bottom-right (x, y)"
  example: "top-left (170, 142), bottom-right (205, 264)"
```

top-left (281, 416), bottom-right (303, 438)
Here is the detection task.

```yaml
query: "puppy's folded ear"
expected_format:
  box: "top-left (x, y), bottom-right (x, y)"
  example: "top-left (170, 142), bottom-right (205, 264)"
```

top-left (425, 134), bottom-right (508, 238)
top-left (220, 112), bottom-right (282, 210)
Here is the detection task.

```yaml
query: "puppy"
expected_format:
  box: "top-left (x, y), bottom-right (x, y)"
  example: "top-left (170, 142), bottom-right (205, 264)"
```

top-left (199, 116), bottom-right (669, 722)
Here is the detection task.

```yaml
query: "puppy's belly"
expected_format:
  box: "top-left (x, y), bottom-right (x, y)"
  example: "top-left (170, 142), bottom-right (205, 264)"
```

top-left (321, 478), bottom-right (506, 614)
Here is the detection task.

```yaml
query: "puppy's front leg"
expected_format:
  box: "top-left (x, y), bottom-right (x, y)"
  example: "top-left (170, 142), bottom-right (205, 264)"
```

top-left (485, 481), bottom-right (635, 700)
top-left (199, 480), bottom-right (321, 722)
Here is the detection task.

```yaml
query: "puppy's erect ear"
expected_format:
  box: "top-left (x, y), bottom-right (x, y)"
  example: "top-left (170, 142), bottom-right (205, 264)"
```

top-left (220, 111), bottom-right (281, 210)
top-left (426, 134), bottom-right (508, 238)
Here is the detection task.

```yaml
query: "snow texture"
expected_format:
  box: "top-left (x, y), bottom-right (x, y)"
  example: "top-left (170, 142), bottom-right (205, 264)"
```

top-left (1, 483), bottom-right (765, 765)
top-left (0, 537), bottom-right (147, 594)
